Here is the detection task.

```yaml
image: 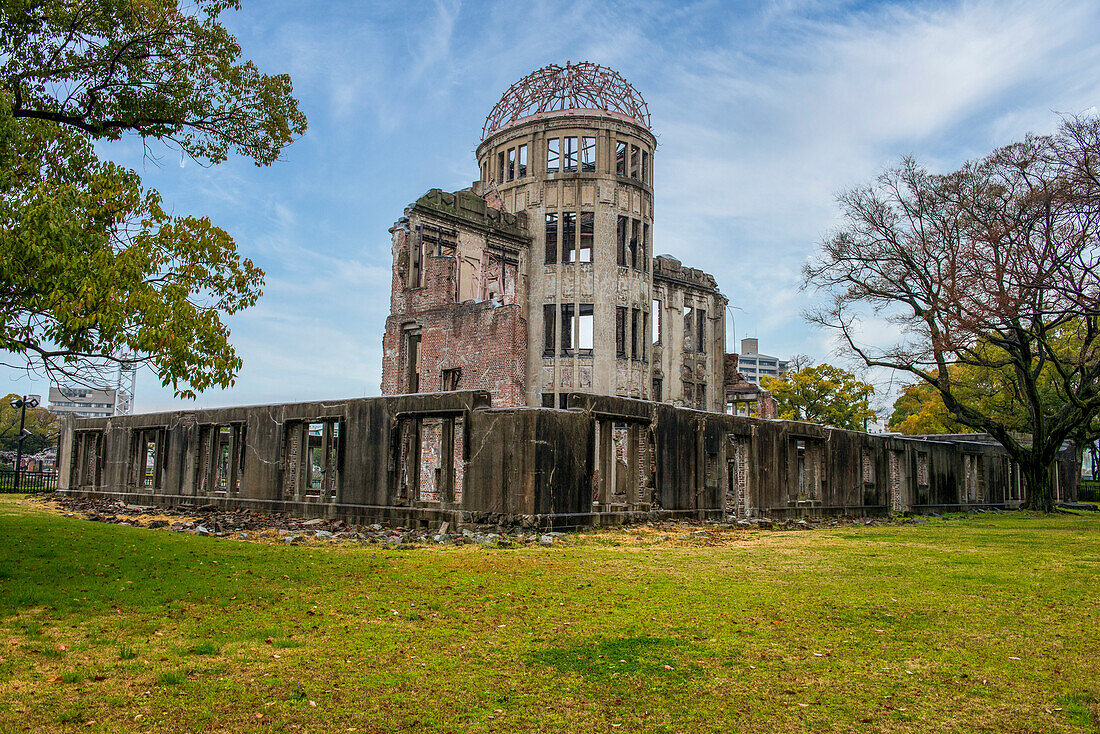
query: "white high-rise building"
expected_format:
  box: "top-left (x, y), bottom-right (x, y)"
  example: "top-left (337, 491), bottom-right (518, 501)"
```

top-left (48, 387), bottom-right (117, 418)
top-left (736, 338), bottom-right (789, 386)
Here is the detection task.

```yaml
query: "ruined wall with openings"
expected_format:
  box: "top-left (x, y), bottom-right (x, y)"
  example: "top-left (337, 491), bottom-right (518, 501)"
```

top-left (58, 392), bottom-right (1080, 529)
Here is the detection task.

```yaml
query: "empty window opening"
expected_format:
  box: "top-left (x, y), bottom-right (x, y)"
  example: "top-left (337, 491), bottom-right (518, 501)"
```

top-left (616, 306), bottom-right (628, 358)
top-left (795, 439), bottom-right (807, 500)
top-left (562, 212), bottom-right (576, 263)
top-left (581, 136), bottom-right (596, 172)
top-left (630, 145), bottom-right (640, 179)
top-left (404, 329), bottom-right (421, 393)
top-left (629, 219), bottom-right (640, 268)
top-left (631, 308), bottom-right (641, 359)
top-left (642, 223), bottom-right (650, 271)
top-left (396, 418), bottom-right (419, 502)
top-left (578, 304), bottom-right (594, 352)
top-left (543, 304), bottom-right (556, 356)
top-left (73, 430), bottom-right (104, 487)
top-left (418, 418), bottom-right (447, 503)
top-left (652, 299), bottom-right (662, 344)
top-left (559, 393), bottom-right (570, 409)
top-left (642, 149), bottom-right (649, 183)
top-left (683, 306), bottom-right (695, 353)
top-left (557, 303), bottom-right (593, 356)
top-left (518, 144), bottom-right (528, 177)
top-left (652, 377), bottom-right (663, 401)
top-left (696, 309), bottom-right (706, 354)
top-left (541, 393), bottom-right (555, 408)
top-left (642, 311), bottom-right (649, 361)
top-left (564, 136), bottom-right (578, 172)
top-left (560, 303), bottom-right (574, 354)
top-left (862, 448), bottom-right (877, 506)
top-left (578, 212), bottom-right (593, 263)
top-left (408, 235), bottom-right (423, 288)
top-left (544, 212), bottom-right (558, 264)
top-left (420, 224), bottom-right (457, 257)
top-left (547, 138), bottom-right (560, 173)
top-left (497, 150), bottom-right (505, 181)
top-left (130, 428), bottom-right (166, 491)
top-left (616, 140), bottom-right (627, 175)
top-left (507, 147), bottom-right (516, 181)
top-left (143, 438), bottom-right (157, 488)
top-left (616, 215), bottom-right (628, 266)
top-left (215, 426), bottom-right (233, 492)
top-left (285, 419), bottom-right (340, 503)
top-left (442, 368), bottom-right (461, 391)
top-left (306, 422), bottom-right (325, 495)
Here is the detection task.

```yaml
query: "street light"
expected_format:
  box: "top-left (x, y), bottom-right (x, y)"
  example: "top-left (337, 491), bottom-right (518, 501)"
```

top-left (9, 395), bottom-right (39, 492)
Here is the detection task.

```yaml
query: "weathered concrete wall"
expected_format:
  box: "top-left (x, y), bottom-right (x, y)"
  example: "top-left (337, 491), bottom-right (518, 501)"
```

top-left (58, 392), bottom-right (1079, 528)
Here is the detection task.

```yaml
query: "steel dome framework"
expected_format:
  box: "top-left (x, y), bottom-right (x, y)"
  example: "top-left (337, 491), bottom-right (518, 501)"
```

top-left (482, 62), bottom-right (651, 139)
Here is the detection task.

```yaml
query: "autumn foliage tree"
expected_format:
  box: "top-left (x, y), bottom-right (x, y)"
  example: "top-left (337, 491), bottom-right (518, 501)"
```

top-left (0, 0), bottom-right (306, 397)
top-left (888, 381), bottom-right (972, 435)
top-left (805, 116), bottom-right (1100, 511)
top-left (762, 363), bottom-right (877, 431)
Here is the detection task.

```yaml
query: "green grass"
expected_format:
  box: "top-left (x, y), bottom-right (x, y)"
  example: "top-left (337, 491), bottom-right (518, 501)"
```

top-left (0, 496), bottom-right (1098, 732)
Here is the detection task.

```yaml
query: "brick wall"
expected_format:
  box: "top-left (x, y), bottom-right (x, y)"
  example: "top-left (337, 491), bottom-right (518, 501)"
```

top-left (381, 194), bottom-right (530, 408)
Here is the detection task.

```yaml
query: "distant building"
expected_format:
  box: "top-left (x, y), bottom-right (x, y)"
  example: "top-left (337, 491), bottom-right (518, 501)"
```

top-left (736, 338), bottom-right (789, 385)
top-left (48, 387), bottom-right (117, 418)
top-left (723, 354), bottom-right (778, 418)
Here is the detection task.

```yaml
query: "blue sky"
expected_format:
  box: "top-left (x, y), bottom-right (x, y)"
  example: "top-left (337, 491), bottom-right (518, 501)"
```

top-left (4, 0), bottom-right (1100, 415)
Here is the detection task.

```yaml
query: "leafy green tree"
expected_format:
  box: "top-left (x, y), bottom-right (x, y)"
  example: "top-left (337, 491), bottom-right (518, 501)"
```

top-left (762, 364), bottom-right (877, 431)
top-left (0, 394), bottom-right (60, 454)
top-left (0, 0), bottom-right (306, 398)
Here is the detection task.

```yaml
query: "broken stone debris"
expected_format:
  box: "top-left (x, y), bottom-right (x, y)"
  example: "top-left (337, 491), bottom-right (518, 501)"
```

top-left (40, 493), bottom-right (940, 550)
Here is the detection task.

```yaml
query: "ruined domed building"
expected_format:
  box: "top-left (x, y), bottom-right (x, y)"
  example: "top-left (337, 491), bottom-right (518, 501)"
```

top-left (381, 63), bottom-right (727, 412)
top-left (55, 64), bottom-right (1081, 528)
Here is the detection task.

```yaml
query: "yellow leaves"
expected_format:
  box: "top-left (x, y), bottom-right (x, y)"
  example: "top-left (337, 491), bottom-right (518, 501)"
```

top-left (765, 364), bottom-right (877, 430)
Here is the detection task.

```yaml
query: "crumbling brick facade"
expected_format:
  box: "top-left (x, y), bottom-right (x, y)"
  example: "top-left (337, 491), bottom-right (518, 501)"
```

top-left (381, 189), bottom-right (529, 407)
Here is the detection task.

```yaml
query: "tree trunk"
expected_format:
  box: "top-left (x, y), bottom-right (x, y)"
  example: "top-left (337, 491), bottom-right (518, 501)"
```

top-left (1022, 461), bottom-right (1056, 512)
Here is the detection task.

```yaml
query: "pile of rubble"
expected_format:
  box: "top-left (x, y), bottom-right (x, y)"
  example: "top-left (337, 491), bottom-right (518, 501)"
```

top-left (36, 494), bottom-right (568, 547)
top-left (36, 494), bottom-right (951, 549)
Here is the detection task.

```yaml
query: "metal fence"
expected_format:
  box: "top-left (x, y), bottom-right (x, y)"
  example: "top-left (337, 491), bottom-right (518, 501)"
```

top-left (1080, 480), bottom-right (1100, 503)
top-left (0, 470), bottom-right (58, 493)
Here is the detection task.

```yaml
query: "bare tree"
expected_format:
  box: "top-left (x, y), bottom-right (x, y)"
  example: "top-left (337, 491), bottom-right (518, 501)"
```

top-left (804, 116), bottom-right (1100, 511)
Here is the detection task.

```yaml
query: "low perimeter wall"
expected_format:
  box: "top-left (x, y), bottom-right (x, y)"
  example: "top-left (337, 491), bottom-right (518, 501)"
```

top-left (57, 391), bottom-right (1080, 528)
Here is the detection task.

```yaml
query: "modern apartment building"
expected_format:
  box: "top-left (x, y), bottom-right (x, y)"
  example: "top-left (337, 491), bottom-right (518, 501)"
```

top-left (736, 338), bottom-right (789, 385)
top-left (49, 387), bottom-right (117, 419)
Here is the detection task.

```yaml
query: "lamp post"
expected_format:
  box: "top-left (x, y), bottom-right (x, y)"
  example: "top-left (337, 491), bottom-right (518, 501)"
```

top-left (9, 395), bottom-right (39, 492)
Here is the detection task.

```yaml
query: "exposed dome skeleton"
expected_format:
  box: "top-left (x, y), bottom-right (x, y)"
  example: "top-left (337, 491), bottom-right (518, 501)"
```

top-left (482, 61), bottom-right (652, 139)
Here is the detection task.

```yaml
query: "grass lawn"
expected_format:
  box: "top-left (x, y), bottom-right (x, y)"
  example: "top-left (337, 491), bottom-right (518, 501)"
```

top-left (0, 496), bottom-right (1098, 733)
